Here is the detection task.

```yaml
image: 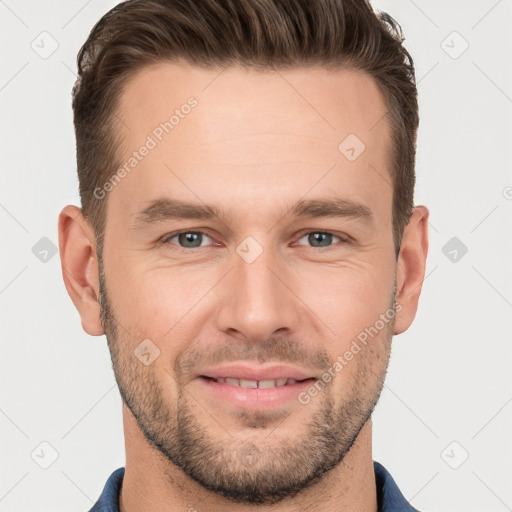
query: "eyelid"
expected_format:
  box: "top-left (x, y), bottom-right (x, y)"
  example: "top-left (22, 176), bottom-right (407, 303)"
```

top-left (160, 229), bottom-right (215, 246)
top-left (160, 229), bottom-right (350, 249)
top-left (293, 230), bottom-right (348, 247)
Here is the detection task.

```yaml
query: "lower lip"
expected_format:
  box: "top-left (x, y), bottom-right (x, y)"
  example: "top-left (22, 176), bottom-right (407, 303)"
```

top-left (198, 377), bottom-right (316, 409)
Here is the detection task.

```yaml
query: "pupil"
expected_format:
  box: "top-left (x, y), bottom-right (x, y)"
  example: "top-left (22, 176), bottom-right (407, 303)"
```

top-left (310, 232), bottom-right (331, 247)
top-left (180, 232), bottom-right (201, 247)
top-left (177, 232), bottom-right (332, 248)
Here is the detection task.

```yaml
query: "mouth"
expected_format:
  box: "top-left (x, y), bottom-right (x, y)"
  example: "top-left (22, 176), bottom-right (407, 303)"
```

top-left (201, 376), bottom-right (314, 388)
top-left (194, 363), bottom-right (318, 409)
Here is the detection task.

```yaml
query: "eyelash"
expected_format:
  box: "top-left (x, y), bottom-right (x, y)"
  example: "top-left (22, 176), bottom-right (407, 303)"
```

top-left (160, 230), bottom-right (349, 250)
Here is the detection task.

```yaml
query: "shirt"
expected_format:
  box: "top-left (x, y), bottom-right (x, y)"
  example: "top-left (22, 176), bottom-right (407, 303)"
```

top-left (89, 460), bottom-right (420, 511)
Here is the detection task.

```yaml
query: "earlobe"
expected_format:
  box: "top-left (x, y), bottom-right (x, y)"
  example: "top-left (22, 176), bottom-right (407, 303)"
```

top-left (393, 205), bottom-right (429, 335)
top-left (58, 205), bottom-right (105, 336)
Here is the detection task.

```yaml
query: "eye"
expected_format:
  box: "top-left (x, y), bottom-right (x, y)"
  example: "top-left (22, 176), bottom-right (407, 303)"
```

top-left (162, 231), bottom-right (213, 249)
top-left (160, 230), bottom-right (347, 250)
top-left (296, 231), bottom-right (344, 248)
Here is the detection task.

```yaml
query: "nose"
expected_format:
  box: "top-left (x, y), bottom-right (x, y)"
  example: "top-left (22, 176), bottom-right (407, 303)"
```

top-left (214, 244), bottom-right (302, 343)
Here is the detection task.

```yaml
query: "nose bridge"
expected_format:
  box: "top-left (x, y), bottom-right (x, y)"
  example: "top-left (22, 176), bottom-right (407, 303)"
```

top-left (238, 248), bottom-right (281, 307)
top-left (215, 240), bottom-right (300, 340)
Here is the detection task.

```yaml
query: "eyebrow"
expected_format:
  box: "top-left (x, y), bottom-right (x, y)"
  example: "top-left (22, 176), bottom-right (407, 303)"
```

top-left (131, 197), bottom-right (374, 229)
top-left (290, 198), bottom-right (374, 225)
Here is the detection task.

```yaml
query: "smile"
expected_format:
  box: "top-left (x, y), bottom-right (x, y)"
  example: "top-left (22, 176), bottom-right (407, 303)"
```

top-left (204, 377), bottom-right (305, 388)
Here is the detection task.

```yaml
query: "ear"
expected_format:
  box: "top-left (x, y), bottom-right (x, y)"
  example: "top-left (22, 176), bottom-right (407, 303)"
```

top-left (393, 205), bottom-right (429, 335)
top-left (58, 205), bottom-right (105, 336)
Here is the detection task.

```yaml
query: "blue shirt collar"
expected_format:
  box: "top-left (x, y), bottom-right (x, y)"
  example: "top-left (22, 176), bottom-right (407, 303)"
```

top-left (374, 461), bottom-right (420, 512)
top-left (89, 461), bottom-right (420, 511)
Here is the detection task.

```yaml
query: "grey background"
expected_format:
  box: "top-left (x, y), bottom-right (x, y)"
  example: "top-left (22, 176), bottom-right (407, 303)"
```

top-left (1, 1), bottom-right (511, 510)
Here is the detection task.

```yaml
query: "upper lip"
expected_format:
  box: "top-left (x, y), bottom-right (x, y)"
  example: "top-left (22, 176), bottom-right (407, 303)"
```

top-left (199, 363), bottom-right (316, 381)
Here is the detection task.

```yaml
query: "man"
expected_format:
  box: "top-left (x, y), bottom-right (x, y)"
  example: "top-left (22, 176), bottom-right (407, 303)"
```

top-left (58, 0), bottom-right (429, 510)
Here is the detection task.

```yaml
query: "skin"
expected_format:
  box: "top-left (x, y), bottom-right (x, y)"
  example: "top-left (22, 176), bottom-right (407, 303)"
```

top-left (59, 61), bottom-right (429, 512)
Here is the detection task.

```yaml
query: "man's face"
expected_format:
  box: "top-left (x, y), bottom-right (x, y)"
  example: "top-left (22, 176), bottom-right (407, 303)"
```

top-left (99, 62), bottom-right (399, 504)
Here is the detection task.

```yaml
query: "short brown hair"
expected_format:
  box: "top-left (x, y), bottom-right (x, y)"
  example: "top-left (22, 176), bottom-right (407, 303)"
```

top-left (72, 0), bottom-right (418, 258)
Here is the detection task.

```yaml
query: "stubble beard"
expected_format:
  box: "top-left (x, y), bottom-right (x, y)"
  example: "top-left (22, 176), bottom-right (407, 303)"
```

top-left (97, 253), bottom-right (394, 505)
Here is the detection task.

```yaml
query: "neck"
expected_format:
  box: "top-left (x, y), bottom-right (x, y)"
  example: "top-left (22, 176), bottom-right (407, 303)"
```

top-left (119, 406), bottom-right (377, 512)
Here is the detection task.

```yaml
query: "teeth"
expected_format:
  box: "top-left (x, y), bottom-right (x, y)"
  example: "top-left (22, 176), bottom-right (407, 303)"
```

top-left (215, 377), bottom-right (300, 388)
top-left (239, 379), bottom-right (258, 389)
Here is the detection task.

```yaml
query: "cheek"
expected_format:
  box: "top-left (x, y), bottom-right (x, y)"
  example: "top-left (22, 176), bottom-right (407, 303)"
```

top-left (107, 261), bottom-right (216, 347)
top-left (295, 262), bottom-right (395, 348)
top-left (105, 240), bottom-right (395, 359)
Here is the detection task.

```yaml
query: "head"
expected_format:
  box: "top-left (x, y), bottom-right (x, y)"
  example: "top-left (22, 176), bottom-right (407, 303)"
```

top-left (59, 0), bottom-right (429, 506)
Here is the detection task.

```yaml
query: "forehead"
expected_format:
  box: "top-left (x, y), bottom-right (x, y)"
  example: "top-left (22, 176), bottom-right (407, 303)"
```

top-left (111, 61), bottom-right (393, 226)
